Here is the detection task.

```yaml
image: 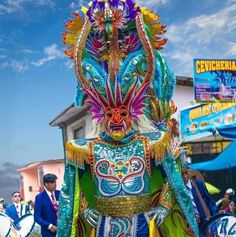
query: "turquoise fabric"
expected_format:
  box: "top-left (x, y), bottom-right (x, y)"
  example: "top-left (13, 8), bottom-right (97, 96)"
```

top-left (92, 138), bottom-right (151, 197)
top-left (162, 154), bottom-right (199, 237)
top-left (57, 165), bottom-right (76, 237)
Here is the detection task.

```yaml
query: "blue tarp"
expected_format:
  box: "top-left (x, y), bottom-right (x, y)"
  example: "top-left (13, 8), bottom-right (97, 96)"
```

top-left (189, 141), bottom-right (236, 171)
top-left (208, 124), bottom-right (236, 140)
top-left (215, 124), bottom-right (236, 140)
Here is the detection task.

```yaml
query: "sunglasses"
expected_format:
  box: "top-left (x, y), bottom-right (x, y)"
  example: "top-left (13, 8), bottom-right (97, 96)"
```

top-left (13, 195), bottom-right (21, 198)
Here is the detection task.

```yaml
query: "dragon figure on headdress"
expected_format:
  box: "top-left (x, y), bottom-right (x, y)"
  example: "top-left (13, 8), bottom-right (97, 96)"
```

top-left (57, 0), bottom-right (199, 236)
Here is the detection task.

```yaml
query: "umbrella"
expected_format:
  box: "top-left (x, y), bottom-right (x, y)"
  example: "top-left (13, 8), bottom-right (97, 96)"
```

top-left (205, 182), bottom-right (221, 194)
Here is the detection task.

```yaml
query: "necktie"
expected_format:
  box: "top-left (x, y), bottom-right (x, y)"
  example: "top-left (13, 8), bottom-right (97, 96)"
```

top-left (51, 193), bottom-right (58, 218)
top-left (16, 205), bottom-right (20, 216)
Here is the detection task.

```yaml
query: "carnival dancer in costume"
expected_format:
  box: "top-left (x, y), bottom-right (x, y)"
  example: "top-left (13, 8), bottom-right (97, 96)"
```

top-left (58, 0), bottom-right (199, 236)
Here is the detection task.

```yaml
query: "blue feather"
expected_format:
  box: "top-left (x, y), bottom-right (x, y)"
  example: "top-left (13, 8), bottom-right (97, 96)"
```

top-left (74, 83), bottom-right (85, 108)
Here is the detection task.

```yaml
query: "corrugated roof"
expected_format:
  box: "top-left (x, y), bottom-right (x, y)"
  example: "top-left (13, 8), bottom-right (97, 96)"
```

top-left (49, 103), bottom-right (88, 127)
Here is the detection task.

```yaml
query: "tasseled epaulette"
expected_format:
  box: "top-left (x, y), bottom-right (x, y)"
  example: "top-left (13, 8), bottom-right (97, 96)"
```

top-left (66, 139), bottom-right (90, 169)
top-left (149, 131), bottom-right (172, 164)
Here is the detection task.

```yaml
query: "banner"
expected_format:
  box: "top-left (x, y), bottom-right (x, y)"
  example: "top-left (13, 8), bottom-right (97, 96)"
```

top-left (193, 59), bottom-right (236, 102)
top-left (180, 102), bottom-right (236, 141)
top-left (200, 214), bottom-right (236, 237)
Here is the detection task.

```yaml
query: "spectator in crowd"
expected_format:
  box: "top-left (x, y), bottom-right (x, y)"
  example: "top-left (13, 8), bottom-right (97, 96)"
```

top-left (224, 199), bottom-right (236, 215)
top-left (182, 168), bottom-right (218, 226)
top-left (216, 188), bottom-right (235, 212)
top-left (5, 191), bottom-right (30, 229)
top-left (27, 200), bottom-right (35, 213)
top-left (0, 197), bottom-right (6, 212)
top-left (34, 173), bottom-right (60, 237)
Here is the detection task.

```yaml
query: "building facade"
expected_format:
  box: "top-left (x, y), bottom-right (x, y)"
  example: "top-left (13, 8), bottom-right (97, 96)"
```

top-left (17, 159), bottom-right (64, 202)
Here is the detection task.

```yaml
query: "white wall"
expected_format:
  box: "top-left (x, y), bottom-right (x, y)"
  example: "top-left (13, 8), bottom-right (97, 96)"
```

top-left (67, 113), bottom-right (96, 140)
top-left (172, 85), bottom-right (194, 120)
top-left (43, 163), bottom-right (64, 190)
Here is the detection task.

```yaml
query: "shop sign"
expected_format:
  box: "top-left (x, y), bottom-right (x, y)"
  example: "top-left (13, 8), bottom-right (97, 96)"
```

top-left (180, 102), bottom-right (236, 141)
top-left (194, 59), bottom-right (236, 102)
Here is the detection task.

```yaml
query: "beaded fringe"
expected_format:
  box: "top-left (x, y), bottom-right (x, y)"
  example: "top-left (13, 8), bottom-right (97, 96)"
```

top-left (150, 132), bottom-right (171, 162)
top-left (66, 141), bottom-right (89, 168)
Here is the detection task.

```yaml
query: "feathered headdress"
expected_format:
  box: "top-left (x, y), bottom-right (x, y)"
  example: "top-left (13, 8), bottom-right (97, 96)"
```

top-left (63, 0), bottom-right (176, 123)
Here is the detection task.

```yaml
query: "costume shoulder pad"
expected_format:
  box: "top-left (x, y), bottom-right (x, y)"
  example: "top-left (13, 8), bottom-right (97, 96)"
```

top-left (142, 131), bottom-right (171, 164)
top-left (66, 138), bottom-right (90, 169)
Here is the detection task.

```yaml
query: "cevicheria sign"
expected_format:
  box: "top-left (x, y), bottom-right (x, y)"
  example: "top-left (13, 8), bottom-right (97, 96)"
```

top-left (194, 59), bottom-right (236, 102)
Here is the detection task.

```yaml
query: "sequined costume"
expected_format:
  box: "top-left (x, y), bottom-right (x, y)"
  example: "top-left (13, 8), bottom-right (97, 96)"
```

top-left (57, 0), bottom-right (199, 236)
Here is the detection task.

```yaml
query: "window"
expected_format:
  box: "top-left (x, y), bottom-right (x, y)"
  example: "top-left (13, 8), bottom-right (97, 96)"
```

top-left (74, 126), bottom-right (85, 139)
top-left (38, 167), bottom-right (44, 186)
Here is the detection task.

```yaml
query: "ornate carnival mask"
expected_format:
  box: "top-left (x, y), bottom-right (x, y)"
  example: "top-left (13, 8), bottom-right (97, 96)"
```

top-left (85, 79), bottom-right (150, 141)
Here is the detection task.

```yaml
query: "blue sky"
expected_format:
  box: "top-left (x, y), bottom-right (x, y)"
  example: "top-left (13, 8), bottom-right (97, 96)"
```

top-left (0, 0), bottom-right (235, 170)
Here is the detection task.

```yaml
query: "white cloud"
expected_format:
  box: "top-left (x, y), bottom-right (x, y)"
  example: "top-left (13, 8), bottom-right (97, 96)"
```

top-left (36, 0), bottom-right (54, 7)
top-left (70, 1), bottom-right (79, 9)
top-left (0, 0), bottom-right (22, 15)
top-left (165, 49), bottom-right (196, 76)
top-left (0, 62), bottom-right (9, 69)
top-left (0, 0), bottom-right (54, 15)
top-left (20, 48), bottom-right (34, 54)
top-left (69, 0), bottom-right (88, 10)
top-left (227, 43), bottom-right (236, 56)
top-left (0, 59), bottom-right (28, 72)
top-left (0, 44), bottom-right (64, 72)
top-left (165, 1), bottom-right (236, 76)
top-left (136, 0), bottom-right (170, 8)
top-left (32, 44), bottom-right (64, 67)
top-left (159, 0), bottom-right (170, 4)
top-left (167, 3), bottom-right (236, 45)
top-left (64, 60), bottom-right (73, 69)
top-left (11, 59), bottom-right (28, 72)
top-left (0, 54), bottom-right (7, 59)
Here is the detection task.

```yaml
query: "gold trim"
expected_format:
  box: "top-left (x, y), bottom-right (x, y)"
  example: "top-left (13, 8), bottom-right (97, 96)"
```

top-left (66, 140), bottom-right (89, 165)
top-left (95, 194), bottom-right (152, 217)
top-left (74, 19), bottom-right (92, 89)
top-left (136, 12), bottom-right (155, 84)
top-left (159, 183), bottom-right (175, 210)
top-left (150, 132), bottom-right (171, 162)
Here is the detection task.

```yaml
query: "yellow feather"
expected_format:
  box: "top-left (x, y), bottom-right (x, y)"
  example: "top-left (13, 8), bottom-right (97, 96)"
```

top-left (150, 132), bottom-right (171, 162)
top-left (65, 33), bottom-right (78, 45)
top-left (82, 6), bottom-right (88, 14)
top-left (66, 141), bottom-right (89, 165)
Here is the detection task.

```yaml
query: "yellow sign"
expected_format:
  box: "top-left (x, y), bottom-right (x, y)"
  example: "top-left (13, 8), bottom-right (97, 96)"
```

top-left (195, 60), bottom-right (236, 74)
top-left (189, 102), bottom-right (235, 121)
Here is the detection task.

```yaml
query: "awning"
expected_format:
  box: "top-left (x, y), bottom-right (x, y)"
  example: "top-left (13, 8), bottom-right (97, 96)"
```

top-left (189, 141), bottom-right (236, 171)
top-left (213, 124), bottom-right (236, 140)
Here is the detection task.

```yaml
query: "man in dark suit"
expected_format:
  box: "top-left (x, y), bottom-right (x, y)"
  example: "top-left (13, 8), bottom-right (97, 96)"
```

top-left (182, 169), bottom-right (217, 225)
top-left (6, 191), bottom-right (30, 229)
top-left (34, 173), bottom-right (60, 237)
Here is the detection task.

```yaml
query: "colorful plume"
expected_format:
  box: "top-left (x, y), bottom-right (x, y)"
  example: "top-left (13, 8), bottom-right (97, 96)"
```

top-left (84, 78), bottom-right (150, 122)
